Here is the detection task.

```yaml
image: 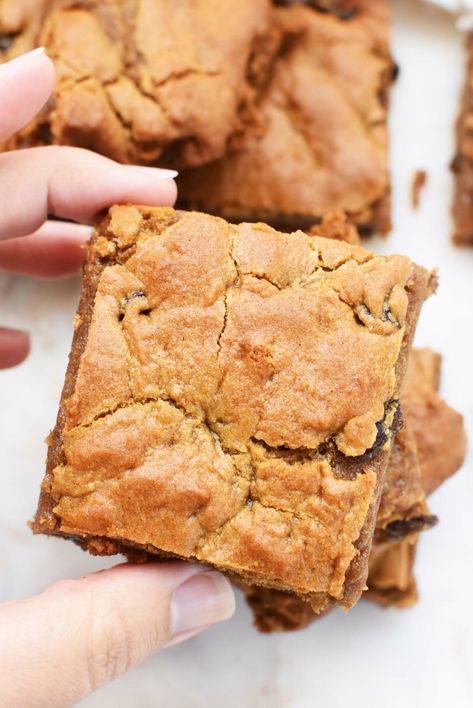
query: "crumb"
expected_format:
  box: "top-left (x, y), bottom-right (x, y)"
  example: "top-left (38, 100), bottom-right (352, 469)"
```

top-left (411, 170), bottom-right (427, 210)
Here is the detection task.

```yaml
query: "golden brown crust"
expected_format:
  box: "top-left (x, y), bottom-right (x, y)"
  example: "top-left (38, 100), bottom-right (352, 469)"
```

top-left (1, 0), bottom-right (277, 168)
top-left (178, 0), bottom-right (395, 234)
top-left (34, 206), bottom-right (428, 610)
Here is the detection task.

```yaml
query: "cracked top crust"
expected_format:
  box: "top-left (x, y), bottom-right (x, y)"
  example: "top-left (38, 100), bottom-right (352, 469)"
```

top-left (1, 0), bottom-right (275, 167)
top-left (35, 206), bottom-right (428, 606)
top-left (178, 0), bottom-right (394, 233)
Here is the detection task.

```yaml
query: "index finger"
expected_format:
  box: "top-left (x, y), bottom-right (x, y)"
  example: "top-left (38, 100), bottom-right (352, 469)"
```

top-left (0, 146), bottom-right (177, 240)
top-left (0, 48), bottom-right (55, 140)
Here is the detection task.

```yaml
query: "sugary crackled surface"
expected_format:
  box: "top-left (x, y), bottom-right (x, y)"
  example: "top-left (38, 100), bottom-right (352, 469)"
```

top-left (48, 205), bottom-right (415, 600)
top-left (178, 0), bottom-right (394, 232)
top-left (1, 0), bottom-right (275, 167)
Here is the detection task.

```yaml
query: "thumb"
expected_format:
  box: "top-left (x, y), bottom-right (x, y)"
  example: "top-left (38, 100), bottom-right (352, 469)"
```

top-left (0, 562), bottom-right (235, 708)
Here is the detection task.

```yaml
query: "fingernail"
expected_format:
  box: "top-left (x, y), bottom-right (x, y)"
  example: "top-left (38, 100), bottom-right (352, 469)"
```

top-left (170, 571), bottom-right (235, 638)
top-left (10, 47), bottom-right (46, 63)
top-left (126, 165), bottom-right (179, 180)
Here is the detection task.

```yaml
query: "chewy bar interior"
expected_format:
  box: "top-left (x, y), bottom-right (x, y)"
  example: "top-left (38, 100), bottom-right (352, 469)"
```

top-left (34, 206), bottom-right (430, 611)
top-left (242, 348), bottom-right (467, 632)
top-left (178, 0), bottom-right (395, 234)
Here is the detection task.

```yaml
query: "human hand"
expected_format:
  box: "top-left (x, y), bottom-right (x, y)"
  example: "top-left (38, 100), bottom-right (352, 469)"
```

top-left (0, 46), bottom-right (178, 368)
top-left (0, 50), bottom-right (235, 707)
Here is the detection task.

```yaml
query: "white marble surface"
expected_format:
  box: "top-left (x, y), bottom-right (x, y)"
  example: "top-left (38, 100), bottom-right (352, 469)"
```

top-left (1, 1), bottom-right (473, 706)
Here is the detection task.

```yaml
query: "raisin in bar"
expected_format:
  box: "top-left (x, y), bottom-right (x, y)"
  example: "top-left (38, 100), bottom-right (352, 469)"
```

top-left (178, 0), bottom-right (396, 234)
top-left (33, 206), bottom-right (430, 612)
top-left (1, 0), bottom-right (277, 167)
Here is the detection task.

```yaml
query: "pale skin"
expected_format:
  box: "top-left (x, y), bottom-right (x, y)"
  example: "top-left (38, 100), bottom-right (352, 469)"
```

top-left (0, 50), bottom-right (235, 708)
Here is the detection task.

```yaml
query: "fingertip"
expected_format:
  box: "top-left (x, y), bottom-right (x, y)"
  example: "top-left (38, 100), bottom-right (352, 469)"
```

top-left (0, 328), bottom-right (30, 369)
top-left (0, 48), bottom-right (56, 140)
top-left (80, 562), bottom-right (235, 644)
top-left (35, 50), bottom-right (56, 92)
top-left (8, 47), bottom-right (56, 84)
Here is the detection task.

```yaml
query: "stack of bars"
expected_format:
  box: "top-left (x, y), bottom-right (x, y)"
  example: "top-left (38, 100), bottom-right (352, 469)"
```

top-left (0, 0), bottom-right (467, 629)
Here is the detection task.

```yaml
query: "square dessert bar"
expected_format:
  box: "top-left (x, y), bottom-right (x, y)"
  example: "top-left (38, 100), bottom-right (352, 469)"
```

top-left (34, 206), bottom-right (431, 611)
top-left (178, 0), bottom-right (396, 234)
